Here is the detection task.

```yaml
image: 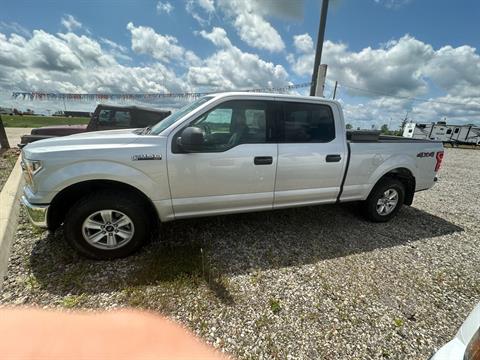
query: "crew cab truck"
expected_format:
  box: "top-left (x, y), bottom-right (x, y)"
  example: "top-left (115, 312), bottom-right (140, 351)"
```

top-left (19, 104), bottom-right (171, 147)
top-left (20, 93), bottom-right (444, 259)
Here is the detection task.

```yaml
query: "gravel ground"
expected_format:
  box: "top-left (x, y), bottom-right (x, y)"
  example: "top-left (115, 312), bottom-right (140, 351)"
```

top-left (1, 148), bottom-right (479, 359)
top-left (0, 149), bottom-right (19, 192)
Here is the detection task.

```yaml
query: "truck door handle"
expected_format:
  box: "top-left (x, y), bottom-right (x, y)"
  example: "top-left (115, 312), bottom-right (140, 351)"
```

top-left (254, 156), bottom-right (273, 165)
top-left (326, 154), bottom-right (342, 162)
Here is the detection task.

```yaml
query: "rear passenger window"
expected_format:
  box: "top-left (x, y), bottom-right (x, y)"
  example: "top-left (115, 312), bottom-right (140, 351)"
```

top-left (113, 111), bottom-right (131, 127)
top-left (282, 102), bottom-right (335, 142)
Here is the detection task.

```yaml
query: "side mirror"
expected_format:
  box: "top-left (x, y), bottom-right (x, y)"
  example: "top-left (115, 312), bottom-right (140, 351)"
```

top-left (178, 126), bottom-right (205, 152)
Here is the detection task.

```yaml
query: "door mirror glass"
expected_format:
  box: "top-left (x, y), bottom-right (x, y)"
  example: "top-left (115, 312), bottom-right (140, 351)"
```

top-left (178, 126), bottom-right (205, 152)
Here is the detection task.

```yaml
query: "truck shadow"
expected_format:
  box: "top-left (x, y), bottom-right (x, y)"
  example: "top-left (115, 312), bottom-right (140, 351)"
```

top-left (29, 204), bottom-right (463, 304)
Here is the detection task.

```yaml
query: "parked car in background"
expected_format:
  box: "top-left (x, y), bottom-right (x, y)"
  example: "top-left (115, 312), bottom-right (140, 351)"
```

top-left (430, 301), bottom-right (480, 360)
top-left (20, 92), bottom-right (444, 259)
top-left (19, 104), bottom-right (171, 146)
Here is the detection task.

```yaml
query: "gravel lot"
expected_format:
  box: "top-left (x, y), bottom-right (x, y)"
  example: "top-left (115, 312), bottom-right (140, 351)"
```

top-left (1, 148), bottom-right (479, 359)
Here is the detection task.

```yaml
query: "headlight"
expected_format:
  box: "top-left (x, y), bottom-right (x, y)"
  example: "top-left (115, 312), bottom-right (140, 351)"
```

top-left (24, 159), bottom-right (43, 175)
top-left (22, 159), bottom-right (43, 187)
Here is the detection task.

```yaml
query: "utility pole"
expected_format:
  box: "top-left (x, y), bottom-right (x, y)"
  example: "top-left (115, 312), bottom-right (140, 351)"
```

top-left (0, 116), bottom-right (10, 150)
top-left (310, 0), bottom-right (330, 96)
top-left (332, 81), bottom-right (338, 99)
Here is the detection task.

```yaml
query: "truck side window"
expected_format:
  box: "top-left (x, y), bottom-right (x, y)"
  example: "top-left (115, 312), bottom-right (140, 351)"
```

top-left (113, 111), bottom-right (131, 128)
top-left (133, 111), bottom-right (170, 128)
top-left (281, 102), bottom-right (335, 143)
top-left (98, 110), bottom-right (113, 125)
top-left (181, 100), bottom-right (270, 152)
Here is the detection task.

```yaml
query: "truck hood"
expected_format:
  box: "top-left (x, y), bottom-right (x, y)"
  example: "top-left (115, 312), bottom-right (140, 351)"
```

top-left (22, 128), bottom-right (146, 159)
top-left (31, 124), bottom-right (88, 136)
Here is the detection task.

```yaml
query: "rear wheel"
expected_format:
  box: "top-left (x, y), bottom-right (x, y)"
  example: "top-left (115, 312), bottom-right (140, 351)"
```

top-left (64, 191), bottom-right (150, 259)
top-left (364, 178), bottom-right (405, 222)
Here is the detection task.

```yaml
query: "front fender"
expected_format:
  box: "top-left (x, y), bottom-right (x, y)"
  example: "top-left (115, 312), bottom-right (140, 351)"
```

top-left (32, 160), bottom-right (169, 204)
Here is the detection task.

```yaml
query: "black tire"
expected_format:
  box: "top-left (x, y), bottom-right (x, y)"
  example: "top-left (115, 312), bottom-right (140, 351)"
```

top-left (64, 191), bottom-right (150, 260)
top-left (363, 178), bottom-right (405, 222)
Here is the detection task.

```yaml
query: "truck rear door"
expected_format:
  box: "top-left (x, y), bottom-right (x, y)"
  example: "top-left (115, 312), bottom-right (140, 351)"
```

top-left (273, 100), bottom-right (347, 208)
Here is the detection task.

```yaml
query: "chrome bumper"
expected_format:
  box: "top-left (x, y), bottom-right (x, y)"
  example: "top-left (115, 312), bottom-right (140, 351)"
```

top-left (21, 196), bottom-right (49, 228)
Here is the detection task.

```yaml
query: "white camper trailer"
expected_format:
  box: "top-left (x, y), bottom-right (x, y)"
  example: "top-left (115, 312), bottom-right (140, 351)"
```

top-left (404, 122), bottom-right (480, 146)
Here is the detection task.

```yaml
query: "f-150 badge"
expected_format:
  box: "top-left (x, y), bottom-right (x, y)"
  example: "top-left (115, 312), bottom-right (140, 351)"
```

top-left (132, 154), bottom-right (162, 161)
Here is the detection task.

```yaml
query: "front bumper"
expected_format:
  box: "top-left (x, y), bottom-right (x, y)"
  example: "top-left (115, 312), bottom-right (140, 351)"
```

top-left (21, 196), bottom-right (49, 228)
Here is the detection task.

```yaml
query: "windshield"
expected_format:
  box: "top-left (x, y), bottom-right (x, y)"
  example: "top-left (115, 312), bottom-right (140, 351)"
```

top-left (149, 96), bottom-right (213, 135)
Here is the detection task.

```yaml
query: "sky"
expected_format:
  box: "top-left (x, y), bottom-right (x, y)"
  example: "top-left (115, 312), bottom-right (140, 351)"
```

top-left (0, 0), bottom-right (479, 128)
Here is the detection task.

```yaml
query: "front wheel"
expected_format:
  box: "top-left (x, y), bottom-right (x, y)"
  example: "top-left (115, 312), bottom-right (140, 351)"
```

top-left (64, 191), bottom-right (151, 259)
top-left (363, 178), bottom-right (405, 222)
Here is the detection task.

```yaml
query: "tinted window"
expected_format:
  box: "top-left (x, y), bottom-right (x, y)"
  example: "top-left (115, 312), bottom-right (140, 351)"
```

top-left (133, 111), bottom-right (170, 128)
top-left (282, 102), bottom-right (335, 142)
top-left (177, 100), bottom-right (270, 152)
top-left (113, 111), bottom-right (131, 127)
top-left (446, 129), bottom-right (452, 134)
top-left (454, 128), bottom-right (460, 133)
top-left (98, 109), bottom-right (113, 125)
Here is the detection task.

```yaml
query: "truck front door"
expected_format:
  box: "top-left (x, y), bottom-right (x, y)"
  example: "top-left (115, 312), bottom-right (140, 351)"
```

top-left (274, 100), bottom-right (347, 208)
top-left (167, 99), bottom-right (278, 218)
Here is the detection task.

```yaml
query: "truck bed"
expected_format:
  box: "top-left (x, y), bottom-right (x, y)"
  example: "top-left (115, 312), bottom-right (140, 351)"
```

top-left (346, 130), bottom-right (442, 143)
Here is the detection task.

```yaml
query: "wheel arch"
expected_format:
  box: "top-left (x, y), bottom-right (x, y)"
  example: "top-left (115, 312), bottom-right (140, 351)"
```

top-left (369, 167), bottom-right (416, 206)
top-left (47, 179), bottom-right (160, 231)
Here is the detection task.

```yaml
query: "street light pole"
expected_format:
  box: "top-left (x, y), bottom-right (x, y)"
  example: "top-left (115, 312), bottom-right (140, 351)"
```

top-left (310, 0), bottom-right (330, 96)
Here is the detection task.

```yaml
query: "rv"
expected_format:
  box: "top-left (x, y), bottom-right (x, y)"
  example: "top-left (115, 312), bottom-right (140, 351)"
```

top-left (403, 122), bottom-right (480, 146)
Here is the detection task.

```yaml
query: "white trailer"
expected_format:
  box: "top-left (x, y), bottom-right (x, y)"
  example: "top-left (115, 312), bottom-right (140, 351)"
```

top-left (403, 122), bottom-right (480, 145)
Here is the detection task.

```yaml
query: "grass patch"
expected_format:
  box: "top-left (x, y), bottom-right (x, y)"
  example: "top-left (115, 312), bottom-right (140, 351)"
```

top-left (61, 294), bottom-right (86, 308)
top-left (393, 318), bottom-right (404, 327)
top-left (269, 298), bottom-right (282, 314)
top-left (1, 115), bottom-right (89, 128)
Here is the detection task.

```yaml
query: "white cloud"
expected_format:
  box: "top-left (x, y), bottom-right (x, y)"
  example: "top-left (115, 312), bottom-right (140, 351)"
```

top-left (186, 0), bottom-right (215, 26)
top-left (287, 33), bottom-right (315, 77)
top-left (424, 45), bottom-right (480, 98)
top-left (99, 37), bottom-right (128, 53)
top-left (0, 30), bottom-right (187, 95)
top-left (293, 33), bottom-right (314, 53)
top-left (189, 27), bottom-right (289, 89)
top-left (61, 14), bottom-right (82, 32)
top-left (289, 34), bottom-right (434, 98)
top-left (217, 0), bottom-right (286, 52)
top-left (0, 21), bottom-right (31, 38)
top-left (98, 38), bottom-right (131, 62)
top-left (198, 27), bottom-right (231, 48)
top-left (287, 33), bottom-right (480, 127)
top-left (373, 0), bottom-right (412, 9)
top-left (196, 0), bottom-right (215, 13)
top-left (126, 22), bottom-right (200, 66)
top-left (156, 1), bottom-right (174, 14)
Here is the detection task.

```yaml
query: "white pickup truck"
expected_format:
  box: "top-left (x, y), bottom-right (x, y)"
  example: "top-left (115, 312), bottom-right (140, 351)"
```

top-left (21, 93), bottom-right (444, 259)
